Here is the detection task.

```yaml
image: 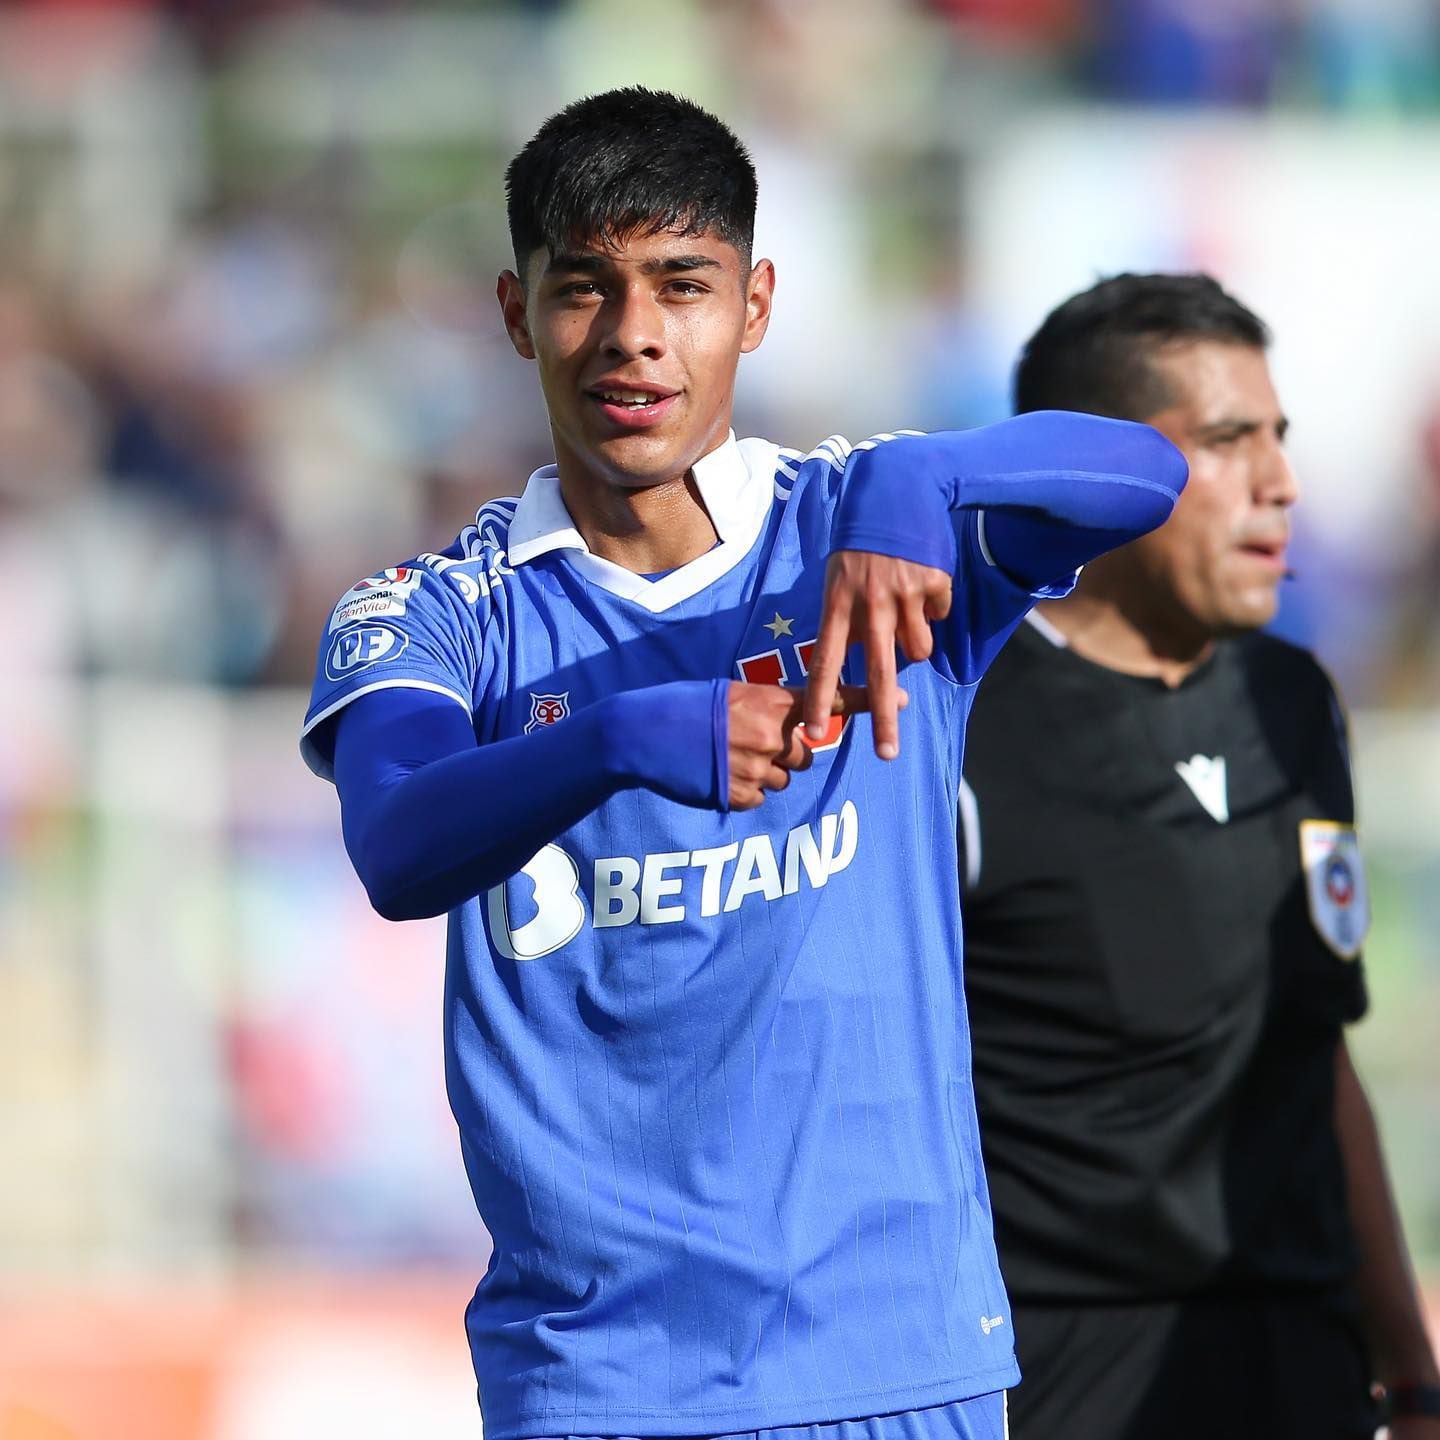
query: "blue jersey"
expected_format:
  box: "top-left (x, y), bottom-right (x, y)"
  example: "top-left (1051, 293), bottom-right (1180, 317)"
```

top-left (303, 432), bottom-right (1075, 1437)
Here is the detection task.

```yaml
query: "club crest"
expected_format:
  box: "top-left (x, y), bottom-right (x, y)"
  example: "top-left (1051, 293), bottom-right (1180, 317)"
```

top-left (525, 692), bottom-right (570, 733)
top-left (1299, 820), bottom-right (1369, 959)
top-left (737, 634), bottom-right (848, 752)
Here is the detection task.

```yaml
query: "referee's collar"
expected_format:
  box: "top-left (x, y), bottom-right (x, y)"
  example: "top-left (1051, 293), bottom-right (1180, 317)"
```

top-left (505, 433), bottom-right (779, 611)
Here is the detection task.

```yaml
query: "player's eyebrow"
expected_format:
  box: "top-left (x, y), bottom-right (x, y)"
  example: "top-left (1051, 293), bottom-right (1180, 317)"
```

top-left (543, 252), bottom-right (609, 276)
top-left (543, 252), bottom-right (724, 277)
top-left (636, 255), bottom-right (724, 276)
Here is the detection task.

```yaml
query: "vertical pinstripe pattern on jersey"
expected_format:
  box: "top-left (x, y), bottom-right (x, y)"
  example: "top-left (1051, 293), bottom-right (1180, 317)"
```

top-left (600, 999), bottom-right (644, 1425)
top-left (870, 688), bottom-right (963, 1373)
top-left (841, 736), bottom-right (922, 1394)
top-left (749, 785), bottom-right (844, 1405)
top-left (546, 575), bottom-right (585, 1431)
top-left (852, 757), bottom-right (927, 1393)
top-left (927, 686), bottom-right (970, 1356)
top-left (733, 487), bottom-right (835, 1410)
top-left (682, 800), bottom-right (738, 1400)
top-left (634, 781), bottom-right (695, 1417)
top-left (781, 795), bottom-right (864, 1403)
top-left (540, 1031), bottom-right (580, 1426)
top-left (728, 500), bottom-right (794, 1414)
top-left (711, 802), bottom-right (778, 1422)
top-left (942, 682), bottom-right (1008, 1334)
top-left (502, 999), bottom-right (551, 1423)
top-left (569, 1034), bottom-right (600, 1431)
top-left (538, 573), bottom-right (581, 1428)
top-left (734, 851), bottom-right (801, 1413)
top-left (784, 457), bottom-right (909, 1397)
top-left (555, 594), bottom-right (615, 1428)
top-left (614, 782), bottom-right (674, 1419)
top-left (776, 460), bottom-right (878, 1398)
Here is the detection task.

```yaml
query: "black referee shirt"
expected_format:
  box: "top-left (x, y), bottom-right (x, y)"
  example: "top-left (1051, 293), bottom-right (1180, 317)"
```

top-left (961, 616), bottom-right (1369, 1303)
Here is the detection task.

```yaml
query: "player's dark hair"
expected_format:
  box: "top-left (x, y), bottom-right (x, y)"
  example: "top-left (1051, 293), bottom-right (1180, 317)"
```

top-left (505, 88), bottom-right (757, 274)
top-left (1014, 272), bottom-right (1270, 421)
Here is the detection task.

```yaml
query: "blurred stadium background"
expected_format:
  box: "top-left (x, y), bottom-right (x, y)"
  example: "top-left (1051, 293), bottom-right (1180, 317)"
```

top-left (1, 0), bottom-right (1439, 1435)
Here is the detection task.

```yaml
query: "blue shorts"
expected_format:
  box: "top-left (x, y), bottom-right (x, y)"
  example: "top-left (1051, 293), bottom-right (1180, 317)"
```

top-left (541, 1394), bottom-right (1009, 1440)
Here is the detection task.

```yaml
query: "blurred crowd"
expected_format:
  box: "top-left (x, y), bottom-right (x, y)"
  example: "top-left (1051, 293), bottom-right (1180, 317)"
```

top-left (3, 0), bottom-right (1440, 1280)
top-left (4, 0), bottom-right (1440, 704)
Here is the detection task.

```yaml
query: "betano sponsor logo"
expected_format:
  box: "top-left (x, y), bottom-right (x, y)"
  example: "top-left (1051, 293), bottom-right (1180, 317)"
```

top-left (487, 802), bottom-right (860, 959)
top-left (594, 800), bottom-right (859, 927)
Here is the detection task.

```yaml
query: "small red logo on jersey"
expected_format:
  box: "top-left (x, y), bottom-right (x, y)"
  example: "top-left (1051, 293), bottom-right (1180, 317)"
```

top-left (525, 692), bottom-right (570, 733)
top-left (737, 636), bottom-right (847, 751)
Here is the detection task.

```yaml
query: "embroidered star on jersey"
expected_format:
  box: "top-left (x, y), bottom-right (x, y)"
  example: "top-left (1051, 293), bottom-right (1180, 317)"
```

top-left (763, 611), bottom-right (794, 639)
top-left (1175, 753), bottom-right (1229, 823)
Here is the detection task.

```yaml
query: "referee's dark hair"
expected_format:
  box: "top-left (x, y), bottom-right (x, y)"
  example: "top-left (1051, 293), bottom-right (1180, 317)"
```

top-left (505, 88), bottom-right (757, 274)
top-left (1014, 273), bottom-right (1270, 421)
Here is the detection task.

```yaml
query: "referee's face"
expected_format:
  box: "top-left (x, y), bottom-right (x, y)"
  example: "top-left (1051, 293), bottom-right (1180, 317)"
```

top-left (1131, 340), bottom-right (1297, 635)
top-left (497, 227), bottom-right (774, 495)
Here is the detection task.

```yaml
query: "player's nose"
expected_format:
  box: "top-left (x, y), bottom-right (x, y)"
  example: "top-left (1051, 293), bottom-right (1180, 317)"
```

top-left (600, 284), bottom-right (666, 361)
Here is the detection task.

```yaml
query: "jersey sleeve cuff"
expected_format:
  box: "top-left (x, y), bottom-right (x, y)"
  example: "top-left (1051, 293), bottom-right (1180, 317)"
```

top-left (300, 677), bottom-right (472, 781)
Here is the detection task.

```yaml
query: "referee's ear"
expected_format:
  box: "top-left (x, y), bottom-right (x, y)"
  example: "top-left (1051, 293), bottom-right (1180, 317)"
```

top-left (498, 270), bottom-right (536, 360)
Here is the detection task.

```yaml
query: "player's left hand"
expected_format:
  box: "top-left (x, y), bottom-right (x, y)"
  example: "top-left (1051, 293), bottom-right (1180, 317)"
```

top-left (802, 549), bottom-right (951, 759)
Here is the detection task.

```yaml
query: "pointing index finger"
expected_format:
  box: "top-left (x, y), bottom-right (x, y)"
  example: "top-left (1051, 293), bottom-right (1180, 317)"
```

top-left (803, 581), bottom-right (851, 739)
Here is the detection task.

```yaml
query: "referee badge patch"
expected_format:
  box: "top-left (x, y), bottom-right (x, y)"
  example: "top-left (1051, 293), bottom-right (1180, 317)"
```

top-left (1299, 820), bottom-right (1369, 959)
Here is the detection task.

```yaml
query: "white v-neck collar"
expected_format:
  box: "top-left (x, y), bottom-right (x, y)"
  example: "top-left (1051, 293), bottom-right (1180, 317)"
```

top-left (505, 433), bottom-right (780, 613)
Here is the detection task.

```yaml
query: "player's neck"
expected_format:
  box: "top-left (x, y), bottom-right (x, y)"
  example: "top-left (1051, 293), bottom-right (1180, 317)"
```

top-left (558, 468), bottom-right (720, 574)
top-left (1035, 569), bottom-right (1214, 689)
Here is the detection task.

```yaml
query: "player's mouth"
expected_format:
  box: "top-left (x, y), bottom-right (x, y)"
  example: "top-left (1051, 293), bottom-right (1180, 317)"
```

top-left (586, 382), bottom-right (680, 431)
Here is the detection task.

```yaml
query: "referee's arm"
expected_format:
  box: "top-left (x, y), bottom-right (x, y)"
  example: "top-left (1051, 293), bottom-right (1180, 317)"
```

top-left (1334, 1036), bottom-right (1440, 1432)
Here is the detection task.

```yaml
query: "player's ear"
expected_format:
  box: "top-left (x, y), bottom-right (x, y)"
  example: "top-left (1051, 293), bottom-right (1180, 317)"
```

top-left (497, 270), bottom-right (536, 360)
top-left (740, 258), bottom-right (774, 355)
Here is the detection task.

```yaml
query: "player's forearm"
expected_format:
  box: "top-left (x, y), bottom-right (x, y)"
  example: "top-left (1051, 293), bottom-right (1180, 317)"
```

top-left (336, 682), bottom-right (727, 921)
top-left (831, 411), bottom-right (1187, 583)
top-left (1335, 1039), bottom-right (1440, 1386)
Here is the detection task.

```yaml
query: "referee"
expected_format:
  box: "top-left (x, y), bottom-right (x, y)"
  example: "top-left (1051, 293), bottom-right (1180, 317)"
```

top-left (960, 273), bottom-right (1440, 1439)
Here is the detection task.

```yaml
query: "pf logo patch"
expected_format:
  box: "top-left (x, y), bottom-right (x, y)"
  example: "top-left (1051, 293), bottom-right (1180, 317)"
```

top-left (524, 692), bottom-right (570, 734)
top-left (1299, 820), bottom-right (1369, 959)
top-left (324, 622), bottom-right (408, 681)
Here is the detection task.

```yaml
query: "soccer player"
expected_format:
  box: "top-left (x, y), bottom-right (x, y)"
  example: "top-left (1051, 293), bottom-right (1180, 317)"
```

top-left (960, 273), bottom-right (1440, 1439)
top-left (301, 91), bottom-right (1186, 1438)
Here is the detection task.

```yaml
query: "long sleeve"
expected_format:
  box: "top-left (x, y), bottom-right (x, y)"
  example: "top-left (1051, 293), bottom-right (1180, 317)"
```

top-left (830, 411), bottom-right (1187, 682)
top-left (831, 410), bottom-right (1186, 578)
top-left (332, 680), bottom-right (728, 920)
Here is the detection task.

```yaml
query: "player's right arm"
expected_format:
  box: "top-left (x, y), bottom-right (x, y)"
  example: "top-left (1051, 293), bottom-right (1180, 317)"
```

top-left (303, 561), bottom-right (865, 920)
top-left (329, 683), bottom-right (863, 921)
